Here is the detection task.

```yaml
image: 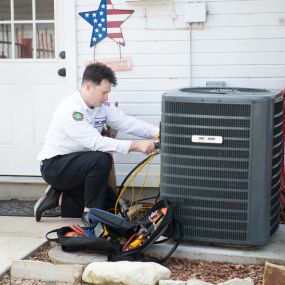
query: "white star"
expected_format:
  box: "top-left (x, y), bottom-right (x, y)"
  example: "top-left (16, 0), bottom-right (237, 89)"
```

top-left (101, 4), bottom-right (105, 8)
top-left (101, 18), bottom-right (105, 22)
top-left (92, 12), bottom-right (96, 17)
top-left (95, 28), bottom-right (99, 33)
top-left (102, 27), bottom-right (106, 31)
top-left (99, 11), bottom-right (104, 16)
top-left (98, 23), bottom-right (102, 27)
top-left (92, 37), bottom-right (97, 41)
top-left (85, 13), bottom-right (89, 17)
top-left (99, 34), bottom-right (102, 38)
top-left (93, 18), bottom-right (97, 23)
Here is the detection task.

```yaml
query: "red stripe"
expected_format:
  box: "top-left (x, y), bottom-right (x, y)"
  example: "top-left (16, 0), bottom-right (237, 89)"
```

top-left (107, 32), bottom-right (123, 39)
top-left (107, 9), bottom-right (134, 15)
top-left (106, 0), bottom-right (112, 4)
top-left (107, 21), bottom-right (123, 28)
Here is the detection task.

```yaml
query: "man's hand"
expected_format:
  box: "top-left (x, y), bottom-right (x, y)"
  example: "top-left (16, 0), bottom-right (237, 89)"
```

top-left (129, 140), bottom-right (156, 155)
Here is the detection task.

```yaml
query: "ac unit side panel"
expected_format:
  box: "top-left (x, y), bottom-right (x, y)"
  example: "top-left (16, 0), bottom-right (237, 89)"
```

top-left (270, 96), bottom-right (283, 235)
top-left (249, 100), bottom-right (273, 244)
top-left (249, 94), bottom-right (283, 243)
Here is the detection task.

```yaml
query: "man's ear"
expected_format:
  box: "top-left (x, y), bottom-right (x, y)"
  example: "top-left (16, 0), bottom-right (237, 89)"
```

top-left (85, 82), bottom-right (92, 91)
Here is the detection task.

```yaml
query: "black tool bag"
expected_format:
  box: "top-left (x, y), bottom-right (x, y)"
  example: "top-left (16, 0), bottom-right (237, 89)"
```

top-left (46, 200), bottom-right (182, 263)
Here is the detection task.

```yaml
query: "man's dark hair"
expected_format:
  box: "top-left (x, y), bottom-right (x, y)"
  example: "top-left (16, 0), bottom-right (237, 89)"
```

top-left (82, 62), bottom-right (117, 86)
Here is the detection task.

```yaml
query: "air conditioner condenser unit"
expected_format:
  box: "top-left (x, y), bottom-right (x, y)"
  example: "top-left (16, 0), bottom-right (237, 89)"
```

top-left (160, 87), bottom-right (283, 246)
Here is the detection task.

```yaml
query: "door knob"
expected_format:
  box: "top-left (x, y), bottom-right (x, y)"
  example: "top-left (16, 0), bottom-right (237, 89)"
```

top-left (59, 51), bottom-right (65, 59)
top-left (58, 68), bottom-right (66, 77)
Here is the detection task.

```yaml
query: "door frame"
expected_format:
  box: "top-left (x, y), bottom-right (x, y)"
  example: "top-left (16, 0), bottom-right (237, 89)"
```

top-left (0, 0), bottom-right (77, 177)
top-left (59, 0), bottom-right (77, 93)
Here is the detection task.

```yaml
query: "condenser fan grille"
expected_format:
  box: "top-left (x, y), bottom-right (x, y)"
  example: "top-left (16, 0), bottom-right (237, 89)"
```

top-left (164, 101), bottom-right (251, 117)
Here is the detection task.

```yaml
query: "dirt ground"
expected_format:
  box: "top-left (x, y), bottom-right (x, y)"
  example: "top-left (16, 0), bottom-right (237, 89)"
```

top-left (1, 207), bottom-right (284, 285)
top-left (0, 241), bottom-right (265, 285)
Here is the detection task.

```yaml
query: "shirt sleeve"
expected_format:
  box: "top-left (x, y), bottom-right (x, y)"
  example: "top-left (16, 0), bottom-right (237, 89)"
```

top-left (58, 108), bottom-right (132, 153)
top-left (105, 105), bottom-right (159, 138)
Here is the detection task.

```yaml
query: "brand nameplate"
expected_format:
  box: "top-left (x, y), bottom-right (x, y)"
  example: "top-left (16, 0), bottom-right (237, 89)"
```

top-left (192, 135), bottom-right (223, 144)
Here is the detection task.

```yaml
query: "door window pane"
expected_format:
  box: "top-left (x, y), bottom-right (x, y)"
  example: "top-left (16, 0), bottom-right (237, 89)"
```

top-left (15, 24), bottom-right (33, 58)
top-left (14, 0), bottom-right (32, 21)
top-left (0, 24), bottom-right (11, 58)
top-left (0, 0), bottom-right (11, 21)
top-left (36, 23), bottom-right (55, 58)
top-left (36, 0), bottom-right (54, 20)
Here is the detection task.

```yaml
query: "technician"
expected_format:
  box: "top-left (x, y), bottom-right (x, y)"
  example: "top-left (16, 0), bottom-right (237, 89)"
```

top-left (34, 62), bottom-right (159, 222)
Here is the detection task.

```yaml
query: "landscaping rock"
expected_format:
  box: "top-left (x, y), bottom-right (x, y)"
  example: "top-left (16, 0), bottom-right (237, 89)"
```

top-left (262, 262), bottom-right (285, 285)
top-left (48, 245), bottom-right (107, 265)
top-left (82, 261), bottom-right (171, 285)
top-left (217, 277), bottom-right (254, 285)
top-left (159, 280), bottom-right (186, 285)
top-left (11, 260), bottom-right (83, 284)
top-left (186, 279), bottom-right (214, 285)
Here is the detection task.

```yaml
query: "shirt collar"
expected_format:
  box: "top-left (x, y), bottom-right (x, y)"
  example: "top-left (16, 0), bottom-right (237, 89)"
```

top-left (75, 90), bottom-right (93, 111)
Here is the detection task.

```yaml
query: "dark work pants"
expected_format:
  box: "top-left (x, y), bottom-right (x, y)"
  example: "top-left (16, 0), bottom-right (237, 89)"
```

top-left (40, 151), bottom-right (117, 217)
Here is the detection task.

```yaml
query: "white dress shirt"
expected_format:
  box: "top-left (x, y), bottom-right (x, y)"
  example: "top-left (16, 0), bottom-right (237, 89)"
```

top-left (37, 91), bottom-right (159, 161)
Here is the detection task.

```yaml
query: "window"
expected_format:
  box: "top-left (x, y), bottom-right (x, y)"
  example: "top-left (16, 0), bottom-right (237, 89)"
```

top-left (0, 0), bottom-right (55, 59)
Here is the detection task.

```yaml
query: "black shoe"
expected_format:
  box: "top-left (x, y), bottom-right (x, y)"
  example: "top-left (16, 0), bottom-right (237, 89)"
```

top-left (81, 212), bottom-right (98, 227)
top-left (34, 185), bottom-right (61, 222)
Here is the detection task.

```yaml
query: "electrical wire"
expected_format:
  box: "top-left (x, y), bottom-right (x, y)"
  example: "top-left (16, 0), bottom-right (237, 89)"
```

top-left (118, 152), bottom-right (157, 196)
top-left (135, 154), bottom-right (155, 206)
top-left (115, 154), bottom-right (155, 214)
top-left (115, 152), bottom-right (159, 214)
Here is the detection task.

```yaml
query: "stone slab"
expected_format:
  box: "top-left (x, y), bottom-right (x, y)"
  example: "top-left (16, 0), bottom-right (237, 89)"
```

top-left (146, 225), bottom-right (285, 265)
top-left (49, 246), bottom-right (107, 265)
top-left (11, 260), bottom-right (83, 284)
top-left (186, 280), bottom-right (214, 285)
top-left (159, 280), bottom-right (186, 285)
top-left (0, 237), bottom-right (45, 276)
top-left (82, 261), bottom-right (171, 285)
top-left (0, 216), bottom-right (81, 276)
top-left (217, 278), bottom-right (254, 285)
top-left (262, 261), bottom-right (285, 285)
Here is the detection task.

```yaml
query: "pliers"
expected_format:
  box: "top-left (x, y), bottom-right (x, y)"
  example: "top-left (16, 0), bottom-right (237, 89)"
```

top-left (70, 224), bottom-right (87, 237)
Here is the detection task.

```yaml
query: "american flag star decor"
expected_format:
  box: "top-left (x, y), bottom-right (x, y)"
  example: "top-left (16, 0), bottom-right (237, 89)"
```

top-left (79, 0), bottom-right (134, 47)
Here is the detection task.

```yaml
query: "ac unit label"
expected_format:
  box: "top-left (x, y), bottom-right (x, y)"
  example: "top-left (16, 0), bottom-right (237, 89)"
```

top-left (192, 135), bottom-right (223, 144)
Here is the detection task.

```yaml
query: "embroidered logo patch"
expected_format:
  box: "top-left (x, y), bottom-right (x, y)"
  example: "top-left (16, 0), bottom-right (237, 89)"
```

top-left (72, 111), bottom-right (84, 121)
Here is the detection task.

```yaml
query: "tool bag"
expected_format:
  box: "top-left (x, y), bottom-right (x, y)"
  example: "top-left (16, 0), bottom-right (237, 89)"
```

top-left (46, 200), bottom-right (182, 263)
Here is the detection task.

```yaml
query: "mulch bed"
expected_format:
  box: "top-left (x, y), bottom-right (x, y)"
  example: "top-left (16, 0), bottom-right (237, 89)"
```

top-left (165, 258), bottom-right (264, 285)
top-left (27, 243), bottom-right (265, 284)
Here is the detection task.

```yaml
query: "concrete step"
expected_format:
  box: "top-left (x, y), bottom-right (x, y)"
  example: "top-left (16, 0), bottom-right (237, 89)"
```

top-left (0, 175), bottom-right (160, 201)
top-left (0, 176), bottom-right (47, 200)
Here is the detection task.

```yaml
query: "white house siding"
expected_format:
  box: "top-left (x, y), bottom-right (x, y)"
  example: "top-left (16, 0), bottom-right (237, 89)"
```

top-left (75, 0), bottom-right (285, 187)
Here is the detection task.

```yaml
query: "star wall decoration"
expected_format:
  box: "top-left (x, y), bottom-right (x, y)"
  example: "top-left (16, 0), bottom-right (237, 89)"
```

top-left (79, 0), bottom-right (134, 47)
